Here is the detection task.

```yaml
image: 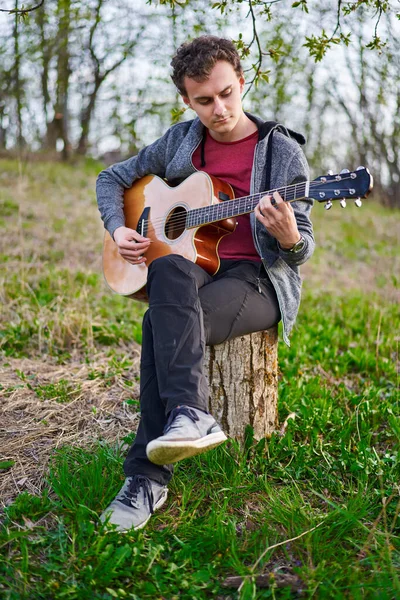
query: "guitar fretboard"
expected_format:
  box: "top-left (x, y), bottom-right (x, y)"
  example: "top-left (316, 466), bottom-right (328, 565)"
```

top-left (185, 181), bottom-right (309, 228)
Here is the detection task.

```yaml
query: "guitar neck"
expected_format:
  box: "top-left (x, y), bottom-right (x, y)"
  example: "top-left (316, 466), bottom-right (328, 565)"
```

top-left (185, 181), bottom-right (310, 229)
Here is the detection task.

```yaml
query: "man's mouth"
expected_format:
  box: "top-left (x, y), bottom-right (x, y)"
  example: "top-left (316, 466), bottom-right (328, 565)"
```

top-left (214, 116), bottom-right (230, 124)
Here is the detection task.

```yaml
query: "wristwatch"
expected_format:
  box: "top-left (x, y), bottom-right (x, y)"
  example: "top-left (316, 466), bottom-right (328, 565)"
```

top-left (280, 235), bottom-right (306, 253)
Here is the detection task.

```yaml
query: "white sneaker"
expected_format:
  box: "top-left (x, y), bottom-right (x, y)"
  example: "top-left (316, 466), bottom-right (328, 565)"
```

top-left (146, 405), bottom-right (227, 466)
top-left (100, 475), bottom-right (168, 532)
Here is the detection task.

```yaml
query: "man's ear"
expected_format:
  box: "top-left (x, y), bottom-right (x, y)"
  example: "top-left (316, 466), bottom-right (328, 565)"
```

top-left (239, 74), bottom-right (245, 93)
top-left (182, 96), bottom-right (191, 108)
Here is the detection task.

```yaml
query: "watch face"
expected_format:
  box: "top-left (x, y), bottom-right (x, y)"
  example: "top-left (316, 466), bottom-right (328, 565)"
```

top-left (291, 237), bottom-right (305, 252)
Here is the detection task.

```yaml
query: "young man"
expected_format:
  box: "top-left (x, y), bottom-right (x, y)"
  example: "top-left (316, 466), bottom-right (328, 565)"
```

top-left (96, 36), bottom-right (314, 532)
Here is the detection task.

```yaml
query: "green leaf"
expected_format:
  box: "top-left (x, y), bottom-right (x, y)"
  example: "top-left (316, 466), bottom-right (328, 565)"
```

top-left (292, 0), bottom-right (309, 12)
top-left (0, 460), bottom-right (15, 470)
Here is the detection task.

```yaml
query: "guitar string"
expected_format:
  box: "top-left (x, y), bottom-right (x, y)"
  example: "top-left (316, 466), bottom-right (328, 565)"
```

top-left (140, 178), bottom-right (360, 232)
top-left (141, 189), bottom-right (361, 237)
top-left (142, 193), bottom-right (356, 237)
top-left (140, 180), bottom-right (319, 231)
top-left (142, 185), bottom-right (360, 235)
top-left (134, 176), bottom-right (359, 232)
top-left (128, 175), bottom-right (363, 235)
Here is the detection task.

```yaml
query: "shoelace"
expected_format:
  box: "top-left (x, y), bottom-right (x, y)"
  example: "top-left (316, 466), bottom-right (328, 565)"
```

top-left (163, 406), bottom-right (200, 434)
top-left (118, 475), bottom-right (155, 512)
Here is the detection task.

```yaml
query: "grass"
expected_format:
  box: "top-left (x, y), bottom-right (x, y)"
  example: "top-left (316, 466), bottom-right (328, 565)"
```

top-left (0, 158), bottom-right (399, 599)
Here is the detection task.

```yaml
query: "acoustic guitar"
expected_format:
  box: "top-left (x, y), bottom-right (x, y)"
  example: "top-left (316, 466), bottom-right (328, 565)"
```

top-left (103, 167), bottom-right (373, 299)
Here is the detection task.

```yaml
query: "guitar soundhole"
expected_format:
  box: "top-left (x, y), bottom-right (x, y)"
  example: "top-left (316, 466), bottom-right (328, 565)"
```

top-left (164, 206), bottom-right (187, 240)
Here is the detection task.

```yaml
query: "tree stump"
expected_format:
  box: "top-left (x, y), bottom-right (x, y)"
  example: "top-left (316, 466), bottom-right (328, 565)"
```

top-left (205, 326), bottom-right (278, 442)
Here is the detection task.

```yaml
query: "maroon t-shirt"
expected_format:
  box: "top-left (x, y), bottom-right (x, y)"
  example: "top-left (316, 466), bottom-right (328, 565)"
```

top-left (192, 129), bottom-right (261, 262)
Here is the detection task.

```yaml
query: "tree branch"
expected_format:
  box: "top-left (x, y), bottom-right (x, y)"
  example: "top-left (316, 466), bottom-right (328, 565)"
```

top-left (241, 0), bottom-right (281, 98)
top-left (0, 0), bottom-right (44, 14)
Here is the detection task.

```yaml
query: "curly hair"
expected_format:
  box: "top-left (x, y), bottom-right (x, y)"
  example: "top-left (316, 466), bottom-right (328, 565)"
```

top-left (170, 36), bottom-right (243, 96)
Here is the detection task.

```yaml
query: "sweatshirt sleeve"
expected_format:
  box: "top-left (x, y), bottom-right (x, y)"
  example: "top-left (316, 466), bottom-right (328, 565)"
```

top-left (279, 145), bottom-right (315, 267)
top-left (96, 130), bottom-right (171, 238)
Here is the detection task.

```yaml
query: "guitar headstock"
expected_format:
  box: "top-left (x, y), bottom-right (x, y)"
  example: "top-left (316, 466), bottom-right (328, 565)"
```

top-left (311, 167), bottom-right (373, 209)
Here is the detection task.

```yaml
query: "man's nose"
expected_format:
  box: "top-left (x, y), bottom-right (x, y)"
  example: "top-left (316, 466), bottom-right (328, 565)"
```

top-left (213, 97), bottom-right (225, 116)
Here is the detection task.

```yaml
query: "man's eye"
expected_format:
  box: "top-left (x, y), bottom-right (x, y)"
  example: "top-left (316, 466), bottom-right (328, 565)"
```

top-left (221, 90), bottom-right (232, 97)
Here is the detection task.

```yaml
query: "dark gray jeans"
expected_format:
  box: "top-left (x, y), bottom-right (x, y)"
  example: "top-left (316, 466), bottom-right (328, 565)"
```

top-left (123, 254), bottom-right (280, 485)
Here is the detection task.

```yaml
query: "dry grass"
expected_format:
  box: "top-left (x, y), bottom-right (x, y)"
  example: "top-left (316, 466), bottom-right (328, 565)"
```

top-left (301, 198), bottom-right (400, 303)
top-left (0, 159), bottom-right (143, 506)
top-left (0, 350), bottom-right (141, 506)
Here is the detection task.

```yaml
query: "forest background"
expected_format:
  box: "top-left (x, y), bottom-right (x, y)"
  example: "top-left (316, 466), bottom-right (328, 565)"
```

top-left (0, 1), bottom-right (399, 599)
top-left (0, 0), bottom-right (399, 206)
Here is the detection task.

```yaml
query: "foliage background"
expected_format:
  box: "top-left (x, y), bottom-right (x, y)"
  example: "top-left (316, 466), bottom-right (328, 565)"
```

top-left (0, 0), bottom-right (399, 204)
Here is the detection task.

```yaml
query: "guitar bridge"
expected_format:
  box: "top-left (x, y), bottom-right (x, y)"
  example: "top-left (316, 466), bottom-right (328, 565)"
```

top-left (137, 207), bottom-right (150, 237)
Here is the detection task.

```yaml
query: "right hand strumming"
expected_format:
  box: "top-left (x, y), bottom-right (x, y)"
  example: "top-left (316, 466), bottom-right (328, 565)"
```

top-left (113, 226), bottom-right (151, 265)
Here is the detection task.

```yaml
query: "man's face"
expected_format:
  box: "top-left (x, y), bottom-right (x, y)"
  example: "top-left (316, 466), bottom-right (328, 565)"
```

top-left (182, 60), bottom-right (245, 142)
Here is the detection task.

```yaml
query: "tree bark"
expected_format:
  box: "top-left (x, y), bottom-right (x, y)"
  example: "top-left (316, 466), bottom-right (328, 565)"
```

top-left (36, 4), bottom-right (52, 128)
top-left (205, 327), bottom-right (278, 442)
top-left (13, 0), bottom-right (24, 151)
top-left (45, 0), bottom-right (71, 159)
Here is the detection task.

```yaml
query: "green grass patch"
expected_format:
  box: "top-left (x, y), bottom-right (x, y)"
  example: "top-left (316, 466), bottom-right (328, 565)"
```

top-left (1, 434), bottom-right (399, 598)
top-left (33, 379), bottom-right (81, 403)
top-left (0, 267), bottom-right (145, 357)
top-left (0, 460), bottom-right (15, 471)
top-left (1, 290), bottom-right (399, 599)
top-left (0, 195), bottom-right (18, 218)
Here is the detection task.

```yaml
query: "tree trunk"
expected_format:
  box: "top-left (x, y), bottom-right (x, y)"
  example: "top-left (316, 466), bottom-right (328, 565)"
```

top-left (205, 327), bottom-right (278, 442)
top-left (37, 3), bottom-right (52, 128)
top-left (76, 76), bottom-right (102, 155)
top-left (13, 1), bottom-right (24, 151)
top-left (45, 0), bottom-right (71, 159)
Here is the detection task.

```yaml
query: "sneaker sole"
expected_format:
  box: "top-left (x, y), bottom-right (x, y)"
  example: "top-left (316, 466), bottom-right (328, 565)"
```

top-left (146, 431), bottom-right (228, 465)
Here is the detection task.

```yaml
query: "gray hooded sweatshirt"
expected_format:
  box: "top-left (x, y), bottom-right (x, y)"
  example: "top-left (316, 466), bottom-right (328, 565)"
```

top-left (96, 113), bottom-right (315, 345)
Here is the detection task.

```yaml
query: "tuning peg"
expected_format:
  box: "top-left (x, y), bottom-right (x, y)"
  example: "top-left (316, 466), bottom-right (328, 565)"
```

top-left (356, 166), bottom-right (365, 171)
top-left (324, 200), bottom-right (333, 210)
top-left (327, 170), bottom-right (334, 176)
top-left (340, 169), bottom-right (350, 174)
top-left (340, 199), bottom-right (347, 208)
top-left (354, 198), bottom-right (362, 207)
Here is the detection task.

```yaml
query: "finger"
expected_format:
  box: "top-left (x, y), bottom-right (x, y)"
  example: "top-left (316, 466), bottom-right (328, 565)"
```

top-left (118, 239), bottom-right (151, 251)
top-left (131, 232), bottom-right (151, 243)
top-left (271, 191), bottom-right (284, 208)
top-left (127, 257), bottom-right (147, 265)
top-left (120, 252), bottom-right (147, 265)
top-left (269, 192), bottom-right (288, 212)
top-left (258, 196), bottom-right (282, 220)
top-left (255, 203), bottom-right (270, 224)
top-left (259, 194), bottom-right (273, 213)
top-left (119, 248), bottom-right (148, 259)
top-left (123, 229), bottom-right (151, 244)
top-left (259, 194), bottom-right (282, 214)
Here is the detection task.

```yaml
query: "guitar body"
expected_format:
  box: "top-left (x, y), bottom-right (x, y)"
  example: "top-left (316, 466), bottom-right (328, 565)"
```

top-left (103, 172), bottom-right (236, 299)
